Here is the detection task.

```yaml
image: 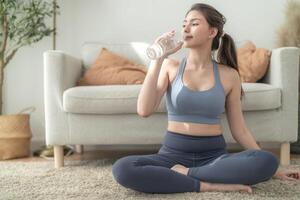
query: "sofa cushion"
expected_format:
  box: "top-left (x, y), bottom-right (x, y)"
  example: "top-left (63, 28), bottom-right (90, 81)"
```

top-left (63, 83), bottom-right (281, 114)
top-left (240, 83), bottom-right (281, 110)
top-left (63, 85), bottom-right (166, 114)
top-left (77, 48), bottom-right (148, 86)
top-left (237, 41), bottom-right (271, 83)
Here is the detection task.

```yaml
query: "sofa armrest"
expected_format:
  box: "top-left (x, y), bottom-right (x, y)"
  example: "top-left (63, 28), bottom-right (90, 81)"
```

top-left (43, 50), bottom-right (82, 145)
top-left (43, 50), bottom-right (82, 106)
top-left (263, 47), bottom-right (299, 89)
top-left (262, 47), bottom-right (300, 141)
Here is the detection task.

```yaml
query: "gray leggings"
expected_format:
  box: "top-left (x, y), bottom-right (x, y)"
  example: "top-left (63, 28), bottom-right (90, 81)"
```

top-left (112, 131), bottom-right (279, 194)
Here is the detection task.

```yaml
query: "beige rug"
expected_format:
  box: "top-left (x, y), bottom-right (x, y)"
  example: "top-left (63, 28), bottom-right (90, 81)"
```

top-left (1, 158), bottom-right (300, 200)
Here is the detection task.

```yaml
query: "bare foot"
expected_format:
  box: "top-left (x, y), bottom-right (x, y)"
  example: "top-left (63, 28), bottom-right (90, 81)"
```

top-left (171, 164), bottom-right (189, 175)
top-left (201, 181), bottom-right (253, 194)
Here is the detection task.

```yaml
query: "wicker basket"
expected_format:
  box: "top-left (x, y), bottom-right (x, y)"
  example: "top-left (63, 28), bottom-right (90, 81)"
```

top-left (0, 107), bottom-right (35, 160)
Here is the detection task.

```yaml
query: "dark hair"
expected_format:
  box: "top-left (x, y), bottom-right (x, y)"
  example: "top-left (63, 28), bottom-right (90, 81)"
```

top-left (185, 3), bottom-right (245, 100)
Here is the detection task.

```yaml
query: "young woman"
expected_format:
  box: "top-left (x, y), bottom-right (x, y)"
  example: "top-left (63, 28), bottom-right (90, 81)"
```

top-left (112, 3), bottom-right (300, 194)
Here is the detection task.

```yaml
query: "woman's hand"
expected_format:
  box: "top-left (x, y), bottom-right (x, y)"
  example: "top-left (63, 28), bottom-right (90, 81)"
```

top-left (273, 168), bottom-right (300, 182)
top-left (154, 30), bottom-right (184, 58)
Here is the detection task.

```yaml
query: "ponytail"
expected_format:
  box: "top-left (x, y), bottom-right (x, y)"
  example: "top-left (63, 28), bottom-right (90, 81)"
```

top-left (217, 33), bottom-right (245, 100)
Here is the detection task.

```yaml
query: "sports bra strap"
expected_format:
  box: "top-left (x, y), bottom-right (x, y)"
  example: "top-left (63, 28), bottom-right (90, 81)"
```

top-left (212, 60), bottom-right (221, 85)
top-left (178, 57), bottom-right (187, 75)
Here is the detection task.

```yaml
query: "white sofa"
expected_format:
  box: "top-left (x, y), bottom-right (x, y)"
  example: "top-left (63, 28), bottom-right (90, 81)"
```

top-left (43, 42), bottom-right (300, 168)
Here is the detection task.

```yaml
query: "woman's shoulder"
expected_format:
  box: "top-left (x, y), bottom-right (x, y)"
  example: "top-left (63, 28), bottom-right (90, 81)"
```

top-left (163, 58), bottom-right (180, 67)
top-left (217, 64), bottom-right (240, 96)
top-left (218, 63), bottom-right (239, 80)
top-left (162, 58), bottom-right (181, 73)
top-left (161, 58), bottom-right (181, 85)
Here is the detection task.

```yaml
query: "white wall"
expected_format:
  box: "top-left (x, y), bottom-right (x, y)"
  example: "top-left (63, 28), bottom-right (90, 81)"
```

top-left (3, 0), bottom-right (288, 142)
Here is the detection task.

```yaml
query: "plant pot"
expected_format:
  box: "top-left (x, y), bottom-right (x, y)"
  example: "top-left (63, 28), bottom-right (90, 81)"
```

top-left (0, 107), bottom-right (35, 160)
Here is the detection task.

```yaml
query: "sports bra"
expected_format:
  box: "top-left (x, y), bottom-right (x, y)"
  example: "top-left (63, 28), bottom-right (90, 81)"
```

top-left (166, 57), bottom-right (226, 124)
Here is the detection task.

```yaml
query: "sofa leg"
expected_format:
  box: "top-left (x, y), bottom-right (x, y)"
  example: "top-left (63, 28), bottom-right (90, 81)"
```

top-left (280, 142), bottom-right (290, 166)
top-left (54, 145), bottom-right (64, 168)
top-left (75, 145), bottom-right (84, 154)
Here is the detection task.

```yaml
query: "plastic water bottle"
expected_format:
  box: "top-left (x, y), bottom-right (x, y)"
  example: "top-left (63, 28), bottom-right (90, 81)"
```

top-left (146, 36), bottom-right (179, 60)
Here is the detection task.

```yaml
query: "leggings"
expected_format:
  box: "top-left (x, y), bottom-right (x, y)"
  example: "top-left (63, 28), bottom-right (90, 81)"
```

top-left (112, 130), bottom-right (279, 194)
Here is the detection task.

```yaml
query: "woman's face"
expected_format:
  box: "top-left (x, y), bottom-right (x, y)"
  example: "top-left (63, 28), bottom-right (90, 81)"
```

top-left (181, 10), bottom-right (217, 48)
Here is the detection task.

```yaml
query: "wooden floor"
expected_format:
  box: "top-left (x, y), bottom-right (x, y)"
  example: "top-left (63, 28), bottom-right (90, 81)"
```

top-left (6, 147), bottom-right (300, 163)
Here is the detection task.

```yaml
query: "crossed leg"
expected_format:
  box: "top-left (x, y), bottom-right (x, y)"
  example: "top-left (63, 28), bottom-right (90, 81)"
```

top-left (112, 153), bottom-right (200, 194)
top-left (172, 149), bottom-right (279, 186)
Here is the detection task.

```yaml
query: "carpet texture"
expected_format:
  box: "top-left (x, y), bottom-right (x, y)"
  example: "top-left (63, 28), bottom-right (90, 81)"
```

top-left (1, 158), bottom-right (300, 200)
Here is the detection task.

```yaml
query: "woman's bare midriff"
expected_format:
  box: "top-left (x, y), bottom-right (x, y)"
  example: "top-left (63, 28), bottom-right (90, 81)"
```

top-left (167, 121), bottom-right (223, 136)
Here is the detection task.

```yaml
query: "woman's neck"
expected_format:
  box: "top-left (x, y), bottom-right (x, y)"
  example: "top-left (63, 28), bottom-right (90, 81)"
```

top-left (187, 46), bottom-right (213, 70)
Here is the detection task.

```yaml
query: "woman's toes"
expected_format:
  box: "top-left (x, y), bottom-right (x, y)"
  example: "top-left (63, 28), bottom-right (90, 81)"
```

top-left (240, 185), bottom-right (253, 194)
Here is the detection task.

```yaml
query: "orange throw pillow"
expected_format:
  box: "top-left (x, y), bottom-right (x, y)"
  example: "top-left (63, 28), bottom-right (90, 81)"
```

top-left (237, 41), bottom-right (271, 82)
top-left (77, 48), bottom-right (148, 86)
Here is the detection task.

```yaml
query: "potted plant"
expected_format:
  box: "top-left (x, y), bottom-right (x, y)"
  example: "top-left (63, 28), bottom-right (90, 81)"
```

top-left (0, 0), bottom-right (58, 159)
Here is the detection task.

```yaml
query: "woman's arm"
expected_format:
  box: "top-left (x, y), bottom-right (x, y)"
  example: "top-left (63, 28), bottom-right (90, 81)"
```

top-left (137, 57), bottom-right (165, 117)
top-left (137, 31), bottom-right (183, 117)
top-left (225, 68), bottom-right (261, 150)
top-left (224, 69), bottom-right (300, 181)
top-left (234, 127), bottom-right (261, 150)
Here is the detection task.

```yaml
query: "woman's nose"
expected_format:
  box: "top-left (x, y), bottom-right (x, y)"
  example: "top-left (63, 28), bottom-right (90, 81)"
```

top-left (183, 25), bottom-right (190, 33)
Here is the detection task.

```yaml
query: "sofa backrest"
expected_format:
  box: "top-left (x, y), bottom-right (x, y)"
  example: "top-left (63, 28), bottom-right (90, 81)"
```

top-left (81, 41), bottom-right (188, 69)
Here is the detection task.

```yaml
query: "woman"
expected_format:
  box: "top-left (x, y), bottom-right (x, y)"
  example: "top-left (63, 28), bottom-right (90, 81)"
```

top-left (112, 3), bottom-right (300, 194)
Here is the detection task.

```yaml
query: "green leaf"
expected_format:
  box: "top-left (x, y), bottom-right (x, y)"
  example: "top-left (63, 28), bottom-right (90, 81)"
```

top-left (1, 0), bottom-right (59, 65)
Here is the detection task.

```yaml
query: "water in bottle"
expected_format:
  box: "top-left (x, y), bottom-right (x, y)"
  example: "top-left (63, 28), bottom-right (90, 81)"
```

top-left (146, 35), bottom-right (179, 60)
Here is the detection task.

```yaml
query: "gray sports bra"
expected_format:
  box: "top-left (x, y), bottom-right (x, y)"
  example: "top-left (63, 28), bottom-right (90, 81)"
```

top-left (166, 57), bottom-right (225, 124)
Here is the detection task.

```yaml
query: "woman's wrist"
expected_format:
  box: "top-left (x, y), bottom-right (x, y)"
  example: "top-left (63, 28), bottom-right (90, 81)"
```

top-left (155, 56), bottom-right (168, 63)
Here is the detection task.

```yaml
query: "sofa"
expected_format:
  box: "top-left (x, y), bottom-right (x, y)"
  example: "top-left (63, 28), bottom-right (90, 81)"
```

top-left (43, 41), bottom-right (300, 168)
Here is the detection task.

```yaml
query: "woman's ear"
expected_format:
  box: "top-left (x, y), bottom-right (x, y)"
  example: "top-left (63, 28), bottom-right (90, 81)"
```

top-left (208, 27), bottom-right (218, 39)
